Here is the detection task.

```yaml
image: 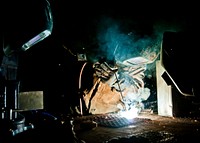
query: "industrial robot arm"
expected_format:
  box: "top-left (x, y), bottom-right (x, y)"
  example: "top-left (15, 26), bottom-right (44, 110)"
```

top-left (1, 0), bottom-right (53, 137)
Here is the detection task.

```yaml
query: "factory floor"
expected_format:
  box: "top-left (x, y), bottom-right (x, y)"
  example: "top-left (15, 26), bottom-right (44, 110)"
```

top-left (1, 111), bottom-right (200, 143)
top-left (74, 112), bottom-right (200, 143)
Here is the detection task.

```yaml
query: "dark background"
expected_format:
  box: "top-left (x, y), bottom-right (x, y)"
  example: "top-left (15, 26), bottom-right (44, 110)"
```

top-left (2, 0), bottom-right (199, 113)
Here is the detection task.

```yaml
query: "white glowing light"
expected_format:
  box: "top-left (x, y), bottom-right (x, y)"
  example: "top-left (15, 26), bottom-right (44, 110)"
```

top-left (120, 106), bottom-right (139, 120)
top-left (21, 30), bottom-right (51, 51)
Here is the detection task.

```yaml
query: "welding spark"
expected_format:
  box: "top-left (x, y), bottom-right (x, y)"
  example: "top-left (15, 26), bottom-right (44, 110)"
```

top-left (120, 106), bottom-right (139, 119)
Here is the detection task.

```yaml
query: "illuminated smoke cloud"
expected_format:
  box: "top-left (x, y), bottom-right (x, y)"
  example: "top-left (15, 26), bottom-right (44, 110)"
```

top-left (95, 16), bottom-right (161, 63)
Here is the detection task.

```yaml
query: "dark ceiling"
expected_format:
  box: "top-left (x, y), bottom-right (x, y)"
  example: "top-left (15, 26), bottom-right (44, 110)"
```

top-left (48, 0), bottom-right (199, 56)
top-left (2, 0), bottom-right (199, 92)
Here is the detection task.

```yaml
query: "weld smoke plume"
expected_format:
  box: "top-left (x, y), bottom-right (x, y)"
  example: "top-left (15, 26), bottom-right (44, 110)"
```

top-left (87, 16), bottom-right (186, 72)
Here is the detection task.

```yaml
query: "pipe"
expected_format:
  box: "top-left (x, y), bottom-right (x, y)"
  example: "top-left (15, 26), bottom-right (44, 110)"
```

top-left (78, 62), bottom-right (87, 115)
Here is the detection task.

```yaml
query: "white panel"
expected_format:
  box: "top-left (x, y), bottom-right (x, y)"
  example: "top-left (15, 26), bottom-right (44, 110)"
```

top-left (156, 60), bottom-right (173, 117)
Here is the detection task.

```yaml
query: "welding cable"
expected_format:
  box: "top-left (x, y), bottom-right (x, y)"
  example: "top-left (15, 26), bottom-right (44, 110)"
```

top-left (63, 45), bottom-right (77, 57)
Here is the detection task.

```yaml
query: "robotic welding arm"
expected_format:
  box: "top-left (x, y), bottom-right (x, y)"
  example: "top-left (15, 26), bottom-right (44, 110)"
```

top-left (0, 0), bottom-right (53, 136)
